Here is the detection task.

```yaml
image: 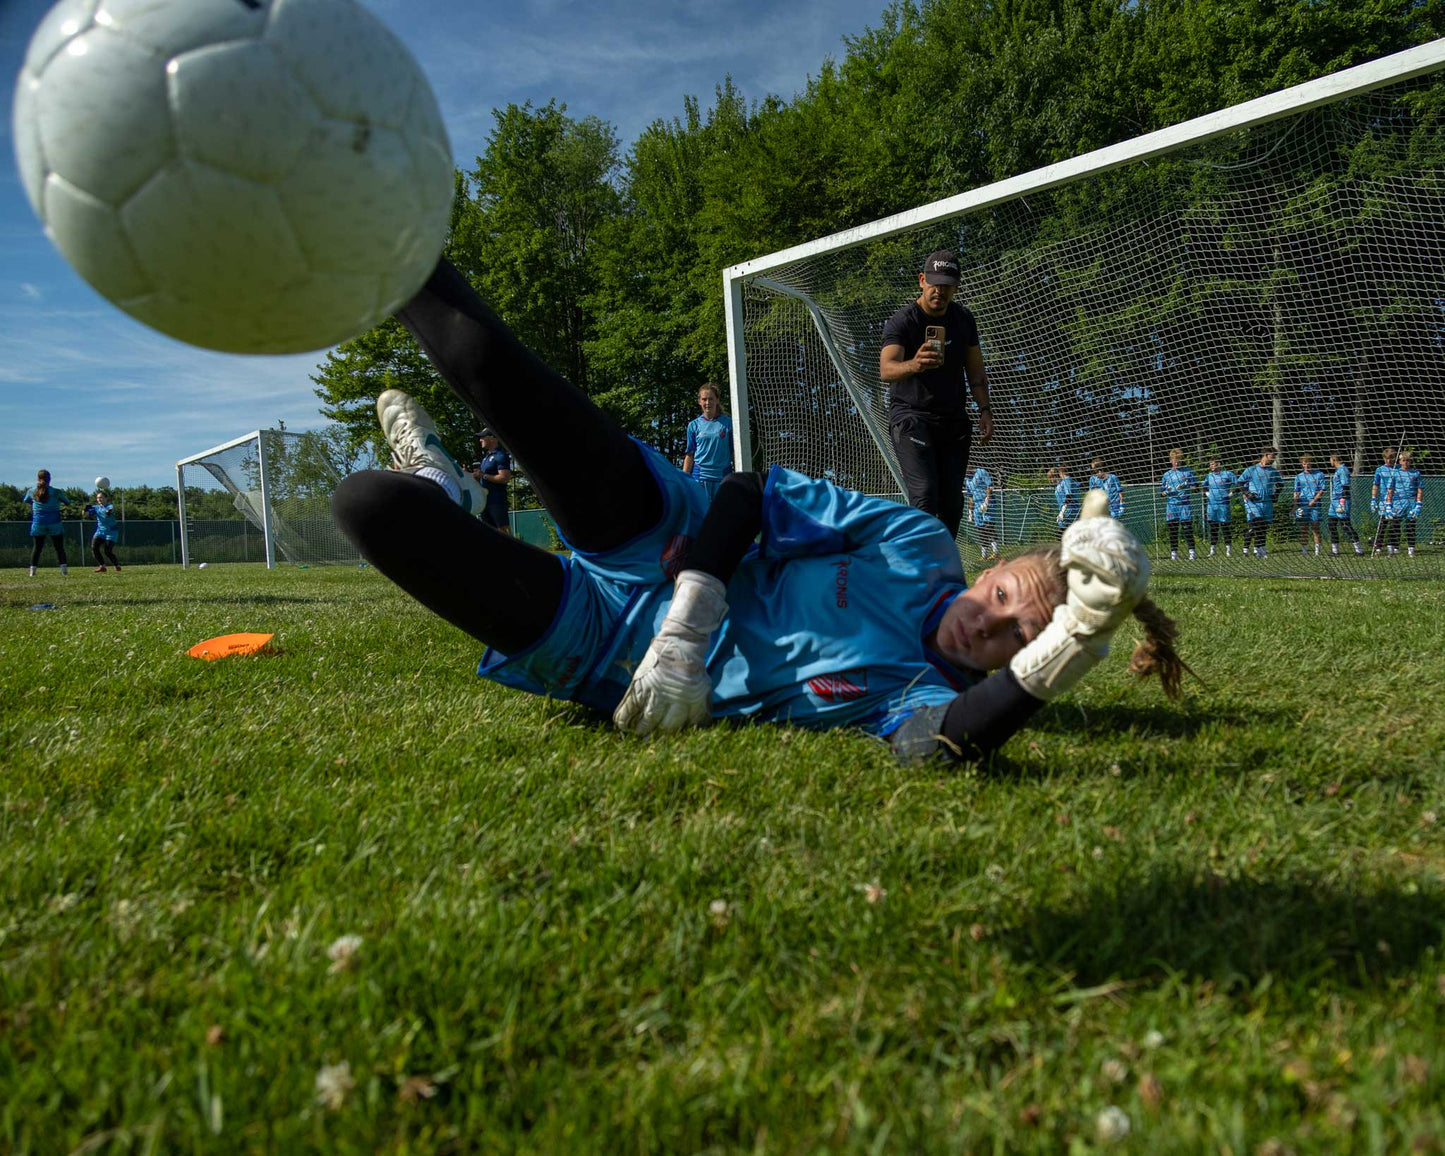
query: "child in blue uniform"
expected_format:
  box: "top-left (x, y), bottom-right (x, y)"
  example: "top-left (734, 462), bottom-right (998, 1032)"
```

top-left (1326, 452), bottom-right (1363, 555)
top-left (22, 468), bottom-right (68, 577)
top-left (1370, 446), bottom-right (1398, 555)
top-left (332, 259), bottom-right (1185, 764)
top-left (1089, 459), bottom-right (1124, 519)
top-left (1203, 457), bottom-right (1236, 557)
top-left (965, 466), bottom-right (998, 558)
top-left (1390, 450), bottom-right (1424, 557)
top-left (85, 489), bottom-right (121, 572)
top-left (1293, 453), bottom-right (1326, 556)
top-left (1160, 448), bottom-right (1197, 560)
top-left (1238, 447), bottom-right (1281, 558)
top-left (682, 384), bottom-right (734, 502)
top-left (1054, 466), bottom-right (1080, 537)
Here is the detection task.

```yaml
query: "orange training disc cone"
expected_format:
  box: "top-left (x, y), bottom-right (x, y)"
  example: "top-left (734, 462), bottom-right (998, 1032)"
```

top-left (188, 633), bottom-right (275, 660)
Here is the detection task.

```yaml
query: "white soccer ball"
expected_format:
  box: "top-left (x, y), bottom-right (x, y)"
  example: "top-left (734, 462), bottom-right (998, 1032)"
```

top-left (94, 475), bottom-right (111, 491)
top-left (198, 562), bottom-right (209, 570)
top-left (13, 0), bottom-right (453, 355)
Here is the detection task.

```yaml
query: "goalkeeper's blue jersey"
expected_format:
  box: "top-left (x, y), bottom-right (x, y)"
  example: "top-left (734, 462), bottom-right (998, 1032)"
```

top-left (1204, 470), bottom-right (1236, 520)
top-left (1088, 473), bottom-right (1123, 518)
top-left (1391, 467), bottom-right (1423, 517)
top-left (1160, 467), bottom-right (1196, 520)
top-left (1373, 464), bottom-right (1395, 510)
top-left (23, 488), bottom-right (63, 532)
top-left (87, 503), bottom-right (118, 539)
top-left (1294, 469), bottom-right (1326, 510)
top-left (1330, 464), bottom-right (1352, 515)
top-left (477, 450), bottom-right (978, 737)
top-left (1239, 464), bottom-right (1281, 519)
top-left (966, 468), bottom-right (994, 525)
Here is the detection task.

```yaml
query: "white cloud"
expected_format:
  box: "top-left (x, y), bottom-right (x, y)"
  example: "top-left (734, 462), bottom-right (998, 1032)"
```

top-left (19, 283), bottom-right (40, 300)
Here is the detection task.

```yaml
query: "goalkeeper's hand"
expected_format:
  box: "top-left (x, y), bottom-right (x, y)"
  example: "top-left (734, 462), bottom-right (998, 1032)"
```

top-left (1410, 501), bottom-right (1423, 519)
top-left (1370, 498), bottom-right (1379, 514)
top-left (613, 570), bottom-right (727, 737)
top-left (1011, 490), bottom-right (1149, 702)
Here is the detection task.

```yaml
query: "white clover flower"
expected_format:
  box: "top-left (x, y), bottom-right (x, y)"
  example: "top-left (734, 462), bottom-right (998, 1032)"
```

top-left (315, 1061), bottom-right (355, 1110)
top-left (1143, 1029), bottom-right (1166, 1050)
top-left (1095, 1105), bottom-right (1131, 1144)
top-left (327, 934), bottom-right (363, 973)
top-left (709, 899), bottom-right (729, 917)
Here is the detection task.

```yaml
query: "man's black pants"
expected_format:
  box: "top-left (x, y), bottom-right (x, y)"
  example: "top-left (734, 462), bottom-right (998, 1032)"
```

top-left (889, 414), bottom-right (972, 539)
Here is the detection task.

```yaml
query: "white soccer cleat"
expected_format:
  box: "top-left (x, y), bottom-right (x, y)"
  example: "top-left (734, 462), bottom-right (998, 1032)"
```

top-left (377, 389), bottom-right (487, 515)
top-left (1188, 549), bottom-right (1196, 561)
top-left (1170, 551), bottom-right (1178, 561)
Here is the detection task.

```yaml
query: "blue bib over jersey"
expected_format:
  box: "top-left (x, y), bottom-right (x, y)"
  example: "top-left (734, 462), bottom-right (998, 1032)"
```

top-left (1330, 464), bottom-right (1352, 516)
top-left (1204, 470), bottom-right (1236, 521)
top-left (1160, 467), bottom-right (1196, 520)
top-left (477, 449), bottom-right (978, 737)
top-left (1239, 464), bottom-right (1280, 520)
top-left (966, 467), bottom-right (994, 525)
top-left (1391, 467), bottom-right (1423, 517)
top-left (685, 414), bottom-right (734, 482)
top-left (1088, 473), bottom-right (1123, 518)
top-left (88, 503), bottom-right (118, 540)
top-left (23, 488), bottom-right (63, 535)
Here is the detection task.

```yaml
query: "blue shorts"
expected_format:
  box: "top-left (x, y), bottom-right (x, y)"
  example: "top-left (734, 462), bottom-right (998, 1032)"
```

top-left (30, 524), bottom-right (63, 537)
top-left (478, 441), bottom-right (709, 714)
top-left (92, 531), bottom-right (119, 542)
top-left (693, 475), bottom-right (729, 503)
top-left (1205, 507), bottom-right (1230, 523)
top-left (1165, 512), bottom-right (1192, 523)
top-left (1296, 508), bottom-right (1321, 523)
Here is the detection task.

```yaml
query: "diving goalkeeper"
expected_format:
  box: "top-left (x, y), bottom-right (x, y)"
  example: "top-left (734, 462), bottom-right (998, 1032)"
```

top-left (333, 259), bottom-right (1185, 763)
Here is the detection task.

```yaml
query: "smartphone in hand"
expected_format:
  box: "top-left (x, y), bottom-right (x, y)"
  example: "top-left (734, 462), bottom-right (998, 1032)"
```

top-left (924, 325), bottom-right (945, 363)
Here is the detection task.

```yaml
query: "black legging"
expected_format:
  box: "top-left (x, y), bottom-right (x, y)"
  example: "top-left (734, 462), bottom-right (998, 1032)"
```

top-left (1328, 516), bottom-right (1359, 545)
top-left (30, 535), bottom-right (67, 567)
top-left (1207, 521), bottom-right (1232, 546)
top-left (1244, 517), bottom-right (1270, 551)
top-left (1167, 521), bottom-right (1196, 551)
top-left (333, 259), bottom-right (661, 654)
top-left (92, 538), bottom-right (119, 567)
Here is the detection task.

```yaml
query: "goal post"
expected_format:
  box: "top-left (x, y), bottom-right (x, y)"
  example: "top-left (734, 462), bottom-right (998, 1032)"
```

top-left (724, 39), bottom-right (1445, 576)
top-left (176, 428), bottom-right (358, 568)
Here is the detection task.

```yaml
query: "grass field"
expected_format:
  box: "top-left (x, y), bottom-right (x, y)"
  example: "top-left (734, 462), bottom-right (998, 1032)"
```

top-left (3, 563), bottom-right (1445, 1153)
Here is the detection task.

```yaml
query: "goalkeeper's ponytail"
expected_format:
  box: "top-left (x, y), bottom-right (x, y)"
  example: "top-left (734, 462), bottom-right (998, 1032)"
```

top-left (1127, 597), bottom-right (1190, 699)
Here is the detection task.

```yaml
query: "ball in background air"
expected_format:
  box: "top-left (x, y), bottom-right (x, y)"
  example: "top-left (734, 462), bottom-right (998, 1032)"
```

top-left (94, 475), bottom-right (111, 491)
top-left (12, 0), bottom-right (453, 355)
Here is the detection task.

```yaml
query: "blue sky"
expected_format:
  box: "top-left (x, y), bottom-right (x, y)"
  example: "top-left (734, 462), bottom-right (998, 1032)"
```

top-left (1, 0), bottom-right (886, 489)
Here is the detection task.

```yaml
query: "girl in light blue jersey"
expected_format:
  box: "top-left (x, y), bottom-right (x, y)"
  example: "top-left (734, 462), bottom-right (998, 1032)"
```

top-left (1160, 448), bottom-right (1197, 560)
top-left (1326, 452), bottom-right (1363, 556)
top-left (86, 489), bottom-right (122, 572)
top-left (1053, 466), bottom-right (1080, 537)
top-left (965, 466), bottom-right (997, 559)
top-left (1370, 446), bottom-right (1399, 555)
top-left (1239, 447), bottom-right (1281, 558)
top-left (334, 259), bottom-right (1186, 764)
top-left (22, 468), bottom-right (69, 577)
top-left (1203, 457), bottom-right (1236, 558)
top-left (1292, 453), bottom-right (1326, 556)
top-left (1089, 459), bottom-right (1124, 519)
top-left (1390, 450), bottom-right (1424, 557)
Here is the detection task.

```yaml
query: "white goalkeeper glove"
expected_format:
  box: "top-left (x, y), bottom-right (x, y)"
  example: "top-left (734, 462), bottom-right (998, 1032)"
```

top-left (613, 569), bottom-right (727, 737)
top-left (1010, 491), bottom-right (1150, 702)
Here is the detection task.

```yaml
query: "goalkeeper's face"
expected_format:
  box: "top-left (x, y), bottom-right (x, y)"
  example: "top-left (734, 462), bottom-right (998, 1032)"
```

top-left (931, 558), bottom-right (1053, 672)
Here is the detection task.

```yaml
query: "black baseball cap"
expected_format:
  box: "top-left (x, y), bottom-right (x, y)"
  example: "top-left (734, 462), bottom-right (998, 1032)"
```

top-left (478, 428), bottom-right (497, 439)
top-left (922, 250), bottom-right (961, 286)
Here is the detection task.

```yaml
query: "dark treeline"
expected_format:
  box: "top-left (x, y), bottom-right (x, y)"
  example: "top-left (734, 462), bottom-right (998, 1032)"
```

top-left (310, 0), bottom-right (1443, 470)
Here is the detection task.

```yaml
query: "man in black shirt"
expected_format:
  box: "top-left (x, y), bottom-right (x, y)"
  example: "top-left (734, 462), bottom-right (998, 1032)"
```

top-left (879, 249), bottom-right (993, 538)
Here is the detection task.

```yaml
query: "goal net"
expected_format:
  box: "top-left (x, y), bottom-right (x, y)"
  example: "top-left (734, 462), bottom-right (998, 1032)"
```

top-left (724, 41), bottom-right (1445, 577)
top-left (176, 429), bottom-right (358, 567)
